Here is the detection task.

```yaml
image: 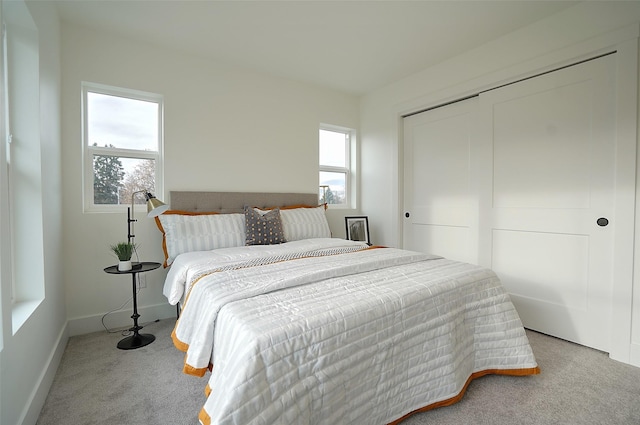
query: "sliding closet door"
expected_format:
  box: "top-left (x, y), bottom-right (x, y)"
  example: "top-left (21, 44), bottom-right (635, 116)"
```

top-left (403, 98), bottom-right (478, 264)
top-left (403, 54), bottom-right (623, 352)
top-left (477, 54), bottom-right (616, 351)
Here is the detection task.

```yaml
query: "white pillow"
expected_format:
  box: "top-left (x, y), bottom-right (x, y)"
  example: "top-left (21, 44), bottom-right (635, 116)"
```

top-left (156, 212), bottom-right (245, 266)
top-left (278, 206), bottom-right (331, 241)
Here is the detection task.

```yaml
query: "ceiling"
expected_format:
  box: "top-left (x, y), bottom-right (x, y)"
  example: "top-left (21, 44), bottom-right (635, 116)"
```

top-left (53, 0), bottom-right (581, 95)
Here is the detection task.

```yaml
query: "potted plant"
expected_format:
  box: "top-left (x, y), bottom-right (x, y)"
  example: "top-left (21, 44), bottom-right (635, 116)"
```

top-left (110, 242), bottom-right (136, 271)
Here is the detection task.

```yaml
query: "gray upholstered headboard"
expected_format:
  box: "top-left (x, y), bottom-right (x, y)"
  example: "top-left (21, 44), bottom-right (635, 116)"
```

top-left (169, 191), bottom-right (319, 213)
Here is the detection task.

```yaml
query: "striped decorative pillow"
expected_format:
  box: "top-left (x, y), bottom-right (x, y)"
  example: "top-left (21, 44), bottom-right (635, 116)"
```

top-left (155, 211), bottom-right (245, 267)
top-left (278, 205), bottom-right (331, 241)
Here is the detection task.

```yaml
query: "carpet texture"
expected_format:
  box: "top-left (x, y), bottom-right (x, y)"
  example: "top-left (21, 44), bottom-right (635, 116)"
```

top-left (37, 319), bottom-right (640, 425)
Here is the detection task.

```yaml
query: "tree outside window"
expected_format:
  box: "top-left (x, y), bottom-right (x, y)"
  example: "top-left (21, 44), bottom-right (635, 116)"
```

top-left (92, 145), bottom-right (124, 204)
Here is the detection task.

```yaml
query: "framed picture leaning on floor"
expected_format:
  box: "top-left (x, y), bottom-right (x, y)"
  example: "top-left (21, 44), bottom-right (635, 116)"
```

top-left (345, 216), bottom-right (370, 245)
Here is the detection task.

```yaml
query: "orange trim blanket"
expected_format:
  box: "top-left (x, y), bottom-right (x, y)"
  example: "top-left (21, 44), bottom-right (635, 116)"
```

top-left (170, 240), bottom-right (538, 424)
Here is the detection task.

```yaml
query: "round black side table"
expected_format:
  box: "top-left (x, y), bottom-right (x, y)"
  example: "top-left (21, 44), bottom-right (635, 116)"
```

top-left (104, 261), bottom-right (161, 350)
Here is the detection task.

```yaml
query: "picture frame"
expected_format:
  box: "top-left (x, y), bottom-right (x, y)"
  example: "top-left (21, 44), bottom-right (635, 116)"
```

top-left (345, 216), bottom-right (371, 245)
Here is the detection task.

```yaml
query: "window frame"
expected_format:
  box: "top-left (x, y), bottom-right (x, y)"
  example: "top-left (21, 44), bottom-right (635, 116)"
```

top-left (3, 0), bottom-right (46, 332)
top-left (82, 82), bottom-right (164, 213)
top-left (319, 124), bottom-right (356, 209)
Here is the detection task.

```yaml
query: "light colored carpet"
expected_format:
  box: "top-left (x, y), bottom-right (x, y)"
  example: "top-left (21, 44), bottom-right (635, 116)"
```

top-left (37, 318), bottom-right (640, 424)
top-left (37, 319), bottom-right (205, 425)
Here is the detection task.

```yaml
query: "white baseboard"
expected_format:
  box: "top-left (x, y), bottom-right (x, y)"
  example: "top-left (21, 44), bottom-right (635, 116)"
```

top-left (20, 321), bottom-right (68, 425)
top-left (67, 302), bottom-right (176, 337)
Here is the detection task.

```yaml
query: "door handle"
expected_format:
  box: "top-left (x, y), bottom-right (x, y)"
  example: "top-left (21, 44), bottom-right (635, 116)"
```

top-left (597, 217), bottom-right (609, 227)
top-left (405, 212), bottom-right (410, 218)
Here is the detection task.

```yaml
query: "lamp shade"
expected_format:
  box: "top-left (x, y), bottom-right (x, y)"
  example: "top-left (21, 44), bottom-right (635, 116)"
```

top-left (146, 195), bottom-right (169, 217)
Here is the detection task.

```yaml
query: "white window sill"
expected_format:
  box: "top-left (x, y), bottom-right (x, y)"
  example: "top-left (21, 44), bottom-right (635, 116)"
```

top-left (12, 299), bottom-right (43, 334)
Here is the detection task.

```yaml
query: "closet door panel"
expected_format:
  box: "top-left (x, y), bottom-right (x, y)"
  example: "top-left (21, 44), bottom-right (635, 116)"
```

top-left (403, 98), bottom-right (477, 264)
top-left (492, 78), bottom-right (594, 209)
top-left (478, 54), bottom-right (616, 351)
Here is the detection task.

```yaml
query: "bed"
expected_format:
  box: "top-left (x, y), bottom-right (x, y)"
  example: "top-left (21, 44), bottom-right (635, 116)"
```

top-left (157, 191), bottom-right (539, 425)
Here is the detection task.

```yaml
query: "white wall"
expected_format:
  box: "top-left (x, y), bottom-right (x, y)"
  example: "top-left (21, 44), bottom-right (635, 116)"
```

top-left (360, 1), bottom-right (640, 365)
top-left (61, 24), bottom-right (360, 335)
top-left (0, 1), bottom-right (65, 425)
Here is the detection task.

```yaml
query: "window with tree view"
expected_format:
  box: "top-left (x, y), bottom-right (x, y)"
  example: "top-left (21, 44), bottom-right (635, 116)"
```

top-left (83, 83), bottom-right (163, 211)
top-left (319, 127), bottom-right (353, 207)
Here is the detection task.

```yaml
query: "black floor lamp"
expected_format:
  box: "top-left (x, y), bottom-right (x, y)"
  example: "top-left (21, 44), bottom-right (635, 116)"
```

top-left (127, 189), bottom-right (169, 244)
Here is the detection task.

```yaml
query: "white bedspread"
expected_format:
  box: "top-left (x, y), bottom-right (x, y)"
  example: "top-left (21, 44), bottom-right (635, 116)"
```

top-left (169, 240), bottom-right (538, 425)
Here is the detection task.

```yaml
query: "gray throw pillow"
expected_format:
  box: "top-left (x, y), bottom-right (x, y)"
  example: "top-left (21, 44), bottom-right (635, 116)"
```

top-left (244, 206), bottom-right (286, 245)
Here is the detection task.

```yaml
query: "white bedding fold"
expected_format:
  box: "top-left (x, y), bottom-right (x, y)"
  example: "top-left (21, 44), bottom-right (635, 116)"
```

top-left (163, 238), bottom-right (371, 305)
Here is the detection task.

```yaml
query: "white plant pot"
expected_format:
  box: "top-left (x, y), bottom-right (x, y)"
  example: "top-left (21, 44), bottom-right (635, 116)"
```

top-left (118, 260), bottom-right (132, 271)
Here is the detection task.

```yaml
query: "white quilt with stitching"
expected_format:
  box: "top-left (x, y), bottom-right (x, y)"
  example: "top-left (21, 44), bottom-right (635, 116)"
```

top-left (170, 241), bottom-right (538, 425)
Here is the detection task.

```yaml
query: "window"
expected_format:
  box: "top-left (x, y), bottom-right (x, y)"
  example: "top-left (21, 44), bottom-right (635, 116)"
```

top-left (82, 82), bottom-right (163, 212)
top-left (3, 0), bottom-right (45, 333)
top-left (319, 126), bottom-right (355, 208)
